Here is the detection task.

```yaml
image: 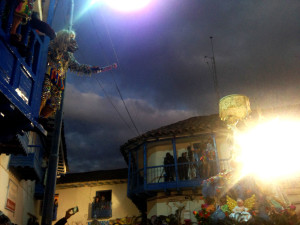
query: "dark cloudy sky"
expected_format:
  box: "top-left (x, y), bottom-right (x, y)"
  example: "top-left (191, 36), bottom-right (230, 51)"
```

top-left (51, 0), bottom-right (300, 173)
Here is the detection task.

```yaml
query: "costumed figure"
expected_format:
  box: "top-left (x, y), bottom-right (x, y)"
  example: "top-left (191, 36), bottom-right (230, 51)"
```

top-left (227, 195), bottom-right (256, 223)
top-left (39, 29), bottom-right (117, 118)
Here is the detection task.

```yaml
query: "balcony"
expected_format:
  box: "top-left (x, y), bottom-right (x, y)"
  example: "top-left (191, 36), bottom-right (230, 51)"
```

top-left (9, 147), bottom-right (44, 181)
top-left (0, 132), bottom-right (30, 155)
top-left (126, 134), bottom-right (232, 198)
top-left (128, 160), bottom-right (231, 195)
top-left (0, 0), bottom-right (50, 141)
top-left (90, 202), bottom-right (112, 219)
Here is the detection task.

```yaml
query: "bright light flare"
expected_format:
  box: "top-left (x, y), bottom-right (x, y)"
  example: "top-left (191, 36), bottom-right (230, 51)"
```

top-left (104, 0), bottom-right (151, 12)
top-left (235, 118), bottom-right (300, 180)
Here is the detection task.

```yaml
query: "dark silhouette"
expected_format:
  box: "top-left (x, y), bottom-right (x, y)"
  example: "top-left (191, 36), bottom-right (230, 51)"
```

top-left (178, 152), bottom-right (188, 180)
top-left (164, 153), bottom-right (175, 181)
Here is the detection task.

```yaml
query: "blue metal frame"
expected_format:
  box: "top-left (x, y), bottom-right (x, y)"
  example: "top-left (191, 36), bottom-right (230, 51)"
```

top-left (127, 133), bottom-right (223, 197)
top-left (0, 0), bottom-right (51, 136)
top-left (9, 148), bottom-right (44, 181)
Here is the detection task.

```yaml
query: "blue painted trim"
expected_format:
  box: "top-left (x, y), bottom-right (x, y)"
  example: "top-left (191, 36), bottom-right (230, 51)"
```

top-left (9, 150), bottom-right (43, 181)
top-left (127, 133), bottom-right (226, 196)
top-left (0, 77), bottom-right (46, 135)
top-left (0, 20), bottom-right (48, 135)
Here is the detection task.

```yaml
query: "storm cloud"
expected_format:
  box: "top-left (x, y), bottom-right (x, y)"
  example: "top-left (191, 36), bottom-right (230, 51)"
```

top-left (52, 0), bottom-right (300, 172)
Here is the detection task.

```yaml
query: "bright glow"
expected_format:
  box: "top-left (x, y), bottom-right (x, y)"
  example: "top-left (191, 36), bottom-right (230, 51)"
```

top-left (104, 0), bottom-right (151, 12)
top-left (75, 0), bottom-right (102, 23)
top-left (235, 118), bottom-right (300, 180)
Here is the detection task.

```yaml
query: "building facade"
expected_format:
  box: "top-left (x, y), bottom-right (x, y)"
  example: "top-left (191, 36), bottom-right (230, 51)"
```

top-left (54, 169), bottom-right (140, 225)
top-left (121, 105), bottom-right (300, 224)
top-left (120, 114), bottom-right (229, 223)
top-left (0, 1), bottom-right (68, 224)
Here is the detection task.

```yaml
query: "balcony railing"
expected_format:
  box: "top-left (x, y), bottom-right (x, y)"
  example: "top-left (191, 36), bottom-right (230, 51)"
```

top-left (90, 202), bottom-right (112, 219)
top-left (128, 159), bottom-right (231, 195)
top-left (0, 0), bottom-right (50, 136)
top-left (8, 148), bottom-right (43, 181)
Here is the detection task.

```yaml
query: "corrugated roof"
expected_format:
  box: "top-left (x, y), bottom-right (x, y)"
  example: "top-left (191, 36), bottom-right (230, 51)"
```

top-left (56, 168), bottom-right (128, 184)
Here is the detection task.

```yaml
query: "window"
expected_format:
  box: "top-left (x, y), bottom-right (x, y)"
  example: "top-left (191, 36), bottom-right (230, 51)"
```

top-left (91, 190), bottom-right (112, 219)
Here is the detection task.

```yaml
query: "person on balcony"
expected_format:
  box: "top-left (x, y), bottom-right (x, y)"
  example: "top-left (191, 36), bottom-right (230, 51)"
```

top-left (178, 152), bottom-right (189, 180)
top-left (92, 196), bottom-right (101, 218)
top-left (9, 1), bottom-right (56, 45)
top-left (164, 152), bottom-right (175, 181)
top-left (39, 29), bottom-right (117, 118)
top-left (187, 146), bottom-right (196, 179)
top-left (206, 138), bottom-right (217, 177)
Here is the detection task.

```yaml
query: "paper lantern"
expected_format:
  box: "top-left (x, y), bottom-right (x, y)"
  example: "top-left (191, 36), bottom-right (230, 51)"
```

top-left (219, 94), bottom-right (251, 126)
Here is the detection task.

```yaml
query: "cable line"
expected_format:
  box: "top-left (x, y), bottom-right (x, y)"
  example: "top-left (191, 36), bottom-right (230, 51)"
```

top-left (94, 78), bottom-right (137, 135)
top-left (91, 13), bottom-right (141, 137)
top-left (89, 15), bottom-right (140, 136)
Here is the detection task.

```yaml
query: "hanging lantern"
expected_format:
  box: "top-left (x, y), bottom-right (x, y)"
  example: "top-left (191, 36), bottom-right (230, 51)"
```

top-left (219, 94), bottom-right (251, 127)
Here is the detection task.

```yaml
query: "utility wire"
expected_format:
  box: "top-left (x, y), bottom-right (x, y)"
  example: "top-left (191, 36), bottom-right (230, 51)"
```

top-left (65, 13), bottom-right (137, 136)
top-left (100, 14), bottom-right (141, 136)
top-left (94, 78), bottom-right (137, 135)
top-left (88, 13), bottom-right (140, 136)
top-left (91, 13), bottom-right (141, 137)
top-left (77, 17), bottom-right (135, 136)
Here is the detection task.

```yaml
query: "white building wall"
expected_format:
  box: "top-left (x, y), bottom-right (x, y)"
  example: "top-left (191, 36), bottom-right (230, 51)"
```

top-left (0, 155), bottom-right (41, 225)
top-left (53, 183), bottom-right (140, 224)
top-left (147, 195), bottom-right (205, 224)
top-left (146, 142), bottom-right (191, 183)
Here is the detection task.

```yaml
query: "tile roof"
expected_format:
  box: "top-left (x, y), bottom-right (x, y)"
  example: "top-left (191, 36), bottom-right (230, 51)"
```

top-left (56, 168), bottom-right (128, 184)
top-left (120, 104), bottom-right (300, 159)
top-left (120, 114), bottom-right (228, 153)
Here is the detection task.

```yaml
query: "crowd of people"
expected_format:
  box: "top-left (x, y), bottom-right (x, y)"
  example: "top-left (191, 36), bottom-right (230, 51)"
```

top-left (163, 138), bottom-right (218, 182)
top-left (92, 195), bottom-right (111, 219)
